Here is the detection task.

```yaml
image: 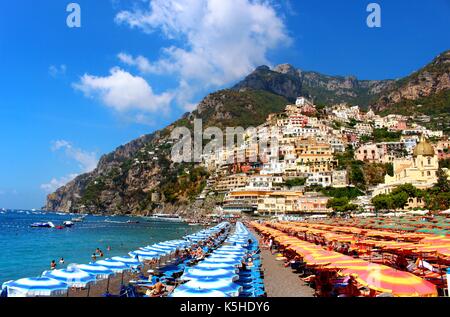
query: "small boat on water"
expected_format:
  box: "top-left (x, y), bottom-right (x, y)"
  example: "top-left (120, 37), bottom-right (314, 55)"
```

top-left (126, 220), bottom-right (140, 224)
top-left (71, 215), bottom-right (87, 222)
top-left (147, 213), bottom-right (183, 222)
top-left (63, 221), bottom-right (74, 227)
top-left (30, 222), bottom-right (55, 228)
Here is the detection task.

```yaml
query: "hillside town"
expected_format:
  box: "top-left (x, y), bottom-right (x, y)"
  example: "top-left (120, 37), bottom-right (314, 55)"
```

top-left (194, 97), bottom-right (450, 218)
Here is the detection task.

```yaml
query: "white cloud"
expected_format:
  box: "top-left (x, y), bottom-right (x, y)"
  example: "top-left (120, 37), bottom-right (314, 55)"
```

top-left (49, 64), bottom-right (67, 77)
top-left (115, 0), bottom-right (290, 107)
top-left (41, 174), bottom-right (79, 194)
top-left (73, 67), bottom-right (173, 114)
top-left (41, 141), bottom-right (99, 193)
top-left (117, 53), bottom-right (155, 73)
top-left (50, 140), bottom-right (98, 173)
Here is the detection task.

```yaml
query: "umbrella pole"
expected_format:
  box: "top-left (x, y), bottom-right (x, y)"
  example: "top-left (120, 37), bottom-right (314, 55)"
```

top-left (106, 276), bottom-right (111, 295)
top-left (87, 284), bottom-right (91, 297)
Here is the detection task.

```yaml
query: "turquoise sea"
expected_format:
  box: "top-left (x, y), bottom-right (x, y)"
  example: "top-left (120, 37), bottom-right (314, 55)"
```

top-left (0, 210), bottom-right (201, 284)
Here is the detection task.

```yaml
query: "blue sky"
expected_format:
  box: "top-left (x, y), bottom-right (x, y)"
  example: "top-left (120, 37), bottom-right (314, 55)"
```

top-left (0, 0), bottom-right (449, 209)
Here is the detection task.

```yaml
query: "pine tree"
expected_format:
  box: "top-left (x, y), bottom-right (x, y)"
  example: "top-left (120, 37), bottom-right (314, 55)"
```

top-left (435, 168), bottom-right (450, 193)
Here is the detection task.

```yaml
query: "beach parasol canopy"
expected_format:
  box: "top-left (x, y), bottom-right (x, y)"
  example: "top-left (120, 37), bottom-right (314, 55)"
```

top-left (95, 259), bottom-right (130, 273)
top-left (140, 246), bottom-right (173, 255)
top-left (196, 262), bottom-right (240, 270)
top-left (111, 256), bottom-right (142, 267)
top-left (42, 269), bottom-right (96, 288)
top-left (129, 249), bottom-right (161, 260)
top-left (170, 288), bottom-right (230, 297)
top-left (178, 278), bottom-right (242, 297)
top-left (182, 268), bottom-right (239, 281)
top-left (75, 264), bottom-right (114, 279)
top-left (203, 257), bottom-right (243, 266)
top-left (341, 265), bottom-right (438, 297)
top-left (3, 277), bottom-right (68, 297)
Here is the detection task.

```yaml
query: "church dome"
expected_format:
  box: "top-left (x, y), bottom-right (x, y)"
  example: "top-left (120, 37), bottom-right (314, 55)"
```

top-left (413, 136), bottom-right (435, 157)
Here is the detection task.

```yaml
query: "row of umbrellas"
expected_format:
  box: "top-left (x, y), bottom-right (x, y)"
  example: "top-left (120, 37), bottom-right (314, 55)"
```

top-left (2, 222), bottom-right (230, 297)
top-left (274, 221), bottom-right (450, 260)
top-left (316, 215), bottom-right (450, 236)
top-left (252, 222), bottom-right (439, 297)
top-left (171, 222), bottom-right (253, 297)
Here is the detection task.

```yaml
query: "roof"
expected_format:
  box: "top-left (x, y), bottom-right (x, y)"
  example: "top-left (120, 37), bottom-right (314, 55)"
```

top-left (413, 136), bottom-right (435, 157)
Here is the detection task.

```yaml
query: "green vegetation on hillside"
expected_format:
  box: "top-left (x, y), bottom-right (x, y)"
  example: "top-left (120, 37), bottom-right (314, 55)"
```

top-left (334, 147), bottom-right (393, 190)
top-left (321, 187), bottom-right (364, 199)
top-left (360, 128), bottom-right (402, 143)
top-left (380, 90), bottom-right (450, 132)
top-left (327, 197), bottom-right (359, 213)
top-left (285, 177), bottom-right (307, 188)
top-left (372, 173), bottom-right (450, 212)
top-left (161, 165), bottom-right (209, 204)
top-left (190, 89), bottom-right (289, 130)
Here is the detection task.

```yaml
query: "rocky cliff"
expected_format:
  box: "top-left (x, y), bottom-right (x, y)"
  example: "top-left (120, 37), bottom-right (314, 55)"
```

top-left (374, 50), bottom-right (450, 112)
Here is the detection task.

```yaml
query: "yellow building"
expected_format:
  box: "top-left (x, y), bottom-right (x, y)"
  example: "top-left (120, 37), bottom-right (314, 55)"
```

top-left (294, 137), bottom-right (337, 173)
top-left (215, 173), bottom-right (248, 193)
top-left (372, 136), bottom-right (447, 196)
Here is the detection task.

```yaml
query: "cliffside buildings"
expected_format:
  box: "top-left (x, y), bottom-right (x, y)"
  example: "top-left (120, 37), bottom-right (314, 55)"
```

top-left (198, 97), bottom-right (447, 215)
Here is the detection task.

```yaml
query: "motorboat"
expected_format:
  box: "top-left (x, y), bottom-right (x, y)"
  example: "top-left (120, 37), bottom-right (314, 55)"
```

top-left (71, 215), bottom-right (86, 222)
top-left (126, 220), bottom-right (140, 224)
top-left (63, 221), bottom-right (74, 227)
top-left (148, 214), bottom-right (183, 222)
top-left (30, 222), bottom-right (55, 228)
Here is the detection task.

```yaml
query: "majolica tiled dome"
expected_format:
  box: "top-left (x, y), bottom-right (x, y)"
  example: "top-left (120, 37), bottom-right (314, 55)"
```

top-left (413, 136), bottom-right (435, 157)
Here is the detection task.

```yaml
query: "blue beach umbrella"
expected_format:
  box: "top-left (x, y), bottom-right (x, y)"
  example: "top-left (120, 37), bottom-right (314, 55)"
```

top-left (95, 259), bottom-right (130, 273)
top-left (42, 269), bottom-right (96, 288)
top-left (129, 250), bottom-right (161, 261)
top-left (182, 278), bottom-right (242, 297)
top-left (203, 257), bottom-right (243, 267)
top-left (217, 245), bottom-right (245, 251)
top-left (141, 246), bottom-right (173, 255)
top-left (159, 241), bottom-right (188, 248)
top-left (111, 256), bottom-right (142, 267)
top-left (212, 251), bottom-right (246, 258)
top-left (95, 259), bottom-right (131, 290)
top-left (150, 244), bottom-right (176, 251)
top-left (75, 264), bottom-right (114, 279)
top-left (196, 262), bottom-right (239, 270)
top-left (3, 277), bottom-right (68, 297)
top-left (170, 288), bottom-right (230, 297)
top-left (209, 254), bottom-right (244, 260)
top-left (182, 268), bottom-right (239, 281)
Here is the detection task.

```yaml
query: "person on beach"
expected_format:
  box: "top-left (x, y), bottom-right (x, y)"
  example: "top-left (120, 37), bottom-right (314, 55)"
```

top-left (146, 278), bottom-right (166, 297)
top-left (107, 246), bottom-right (111, 252)
top-left (92, 253), bottom-right (97, 261)
top-left (50, 260), bottom-right (57, 270)
top-left (59, 258), bottom-right (65, 264)
top-left (268, 238), bottom-right (274, 253)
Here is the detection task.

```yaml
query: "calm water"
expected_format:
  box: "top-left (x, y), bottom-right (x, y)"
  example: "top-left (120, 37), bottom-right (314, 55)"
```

top-left (0, 210), bottom-right (201, 284)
